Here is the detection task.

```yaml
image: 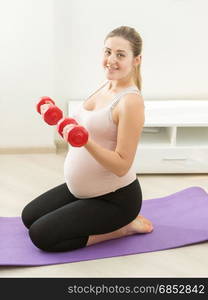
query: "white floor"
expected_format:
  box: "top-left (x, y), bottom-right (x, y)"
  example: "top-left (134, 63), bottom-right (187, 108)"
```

top-left (0, 151), bottom-right (208, 278)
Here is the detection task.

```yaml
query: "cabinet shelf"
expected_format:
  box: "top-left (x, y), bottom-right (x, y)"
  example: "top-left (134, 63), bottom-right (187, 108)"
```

top-left (176, 127), bottom-right (208, 146)
top-left (140, 127), bottom-right (175, 147)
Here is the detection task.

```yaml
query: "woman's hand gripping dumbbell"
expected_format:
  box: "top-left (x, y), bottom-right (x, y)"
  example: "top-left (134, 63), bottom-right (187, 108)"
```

top-left (36, 96), bottom-right (63, 125)
top-left (36, 96), bottom-right (89, 147)
top-left (57, 117), bottom-right (89, 147)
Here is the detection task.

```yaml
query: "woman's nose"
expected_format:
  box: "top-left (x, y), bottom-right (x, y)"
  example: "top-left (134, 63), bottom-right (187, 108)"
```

top-left (107, 56), bottom-right (117, 65)
top-left (107, 59), bottom-right (117, 66)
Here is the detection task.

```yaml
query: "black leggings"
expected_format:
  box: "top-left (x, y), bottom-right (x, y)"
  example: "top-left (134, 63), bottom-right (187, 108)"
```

top-left (21, 179), bottom-right (142, 252)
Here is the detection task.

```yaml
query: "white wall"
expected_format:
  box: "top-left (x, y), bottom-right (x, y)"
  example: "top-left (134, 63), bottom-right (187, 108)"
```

top-left (0, 0), bottom-right (55, 151)
top-left (61, 0), bottom-right (208, 98)
top-left (0, 0), bottom-right (208, 152)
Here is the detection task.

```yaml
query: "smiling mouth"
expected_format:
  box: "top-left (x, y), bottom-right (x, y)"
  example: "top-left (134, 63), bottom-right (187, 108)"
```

top-left (106, 66), bottom-right (119, 71)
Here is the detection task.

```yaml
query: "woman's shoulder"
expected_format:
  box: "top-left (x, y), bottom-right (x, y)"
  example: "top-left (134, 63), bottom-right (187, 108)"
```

top-left (116, 92), bottom-right (145, 124)
top-left (118, 92), bottom-right (144, 111)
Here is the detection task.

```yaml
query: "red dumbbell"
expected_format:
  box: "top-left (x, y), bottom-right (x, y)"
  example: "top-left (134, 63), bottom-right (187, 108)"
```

top-left (36, 96), bottom-right (89, 147)
top-left (57, 118), bottom-right (89, 147)
top-left (36, 96), bottom-right (63, 125)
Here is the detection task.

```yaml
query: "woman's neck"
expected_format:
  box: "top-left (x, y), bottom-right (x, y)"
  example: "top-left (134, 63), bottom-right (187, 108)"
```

top-left (107, 79), bottom-right (137, 93)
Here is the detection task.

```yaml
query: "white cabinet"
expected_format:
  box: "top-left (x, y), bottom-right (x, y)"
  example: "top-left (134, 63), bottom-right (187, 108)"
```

top-left (68, 100), bottom-right (208, 174)
top-left (135, 100), bottom-right (208, 173)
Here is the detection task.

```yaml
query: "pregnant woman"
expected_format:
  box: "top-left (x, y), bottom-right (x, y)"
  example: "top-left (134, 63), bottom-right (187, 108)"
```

top-left (21, 25), bottom-right (153, 252)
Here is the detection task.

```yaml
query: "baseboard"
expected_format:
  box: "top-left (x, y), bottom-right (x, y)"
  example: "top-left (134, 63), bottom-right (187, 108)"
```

top-left (0, 147), bottom-right (57, 154)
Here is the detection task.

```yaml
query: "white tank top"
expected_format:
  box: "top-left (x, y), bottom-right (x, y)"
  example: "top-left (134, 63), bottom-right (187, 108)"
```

top-left (64, 80), bottom-right (141, 198)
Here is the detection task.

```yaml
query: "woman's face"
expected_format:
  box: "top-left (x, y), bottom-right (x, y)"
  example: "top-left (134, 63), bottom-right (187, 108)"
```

top-left (102, 36), bottom-right (136, 81)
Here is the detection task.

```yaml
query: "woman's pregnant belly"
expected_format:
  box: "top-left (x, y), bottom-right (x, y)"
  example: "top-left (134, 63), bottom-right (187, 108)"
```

top-left (64, 147), bottom-right (136, 199)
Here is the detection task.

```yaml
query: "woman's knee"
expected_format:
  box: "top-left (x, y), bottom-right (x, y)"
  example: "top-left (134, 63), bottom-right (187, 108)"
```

top-left (28, 221), bottom-right (51, 251)
top-left (28, 220), bottom-right (88, 252)
top-left (28, 219), bottom-right (68, 252)
top-left (21, 204), bottom-right (34, 229)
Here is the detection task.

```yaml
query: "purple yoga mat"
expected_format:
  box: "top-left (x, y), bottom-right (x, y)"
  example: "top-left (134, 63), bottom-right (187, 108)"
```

top-left (0, 186), bottom-right (208, 266)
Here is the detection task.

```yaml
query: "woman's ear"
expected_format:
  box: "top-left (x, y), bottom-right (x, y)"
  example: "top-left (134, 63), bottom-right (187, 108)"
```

top-left (135, 55), bottom-right (141, 66)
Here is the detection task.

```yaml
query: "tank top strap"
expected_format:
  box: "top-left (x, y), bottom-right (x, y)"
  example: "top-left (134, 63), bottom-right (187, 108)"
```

top-left (85, 80), bottom-right (109, 102)
top-left (110, 87), bottom-right (141, 110)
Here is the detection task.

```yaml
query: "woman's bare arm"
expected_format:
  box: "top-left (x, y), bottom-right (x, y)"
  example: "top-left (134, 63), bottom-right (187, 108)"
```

top-left (83, 94), bottom-right (145, 177)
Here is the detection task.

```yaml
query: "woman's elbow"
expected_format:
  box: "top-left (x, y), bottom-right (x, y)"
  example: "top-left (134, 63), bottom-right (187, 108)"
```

top-left (115, 167), bottom-right (129, 177)
top-left (117, 171), bottom-right (126, 177)
top-left (114, 155), bottom-right (131, 177)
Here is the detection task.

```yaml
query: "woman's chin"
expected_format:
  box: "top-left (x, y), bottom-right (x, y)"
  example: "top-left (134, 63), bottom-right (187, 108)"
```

top-left (105, 72), bottom-right (117, 79)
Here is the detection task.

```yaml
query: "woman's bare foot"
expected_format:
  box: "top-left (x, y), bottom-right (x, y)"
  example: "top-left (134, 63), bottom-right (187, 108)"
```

top-left (124, 215), bottom-right (154, 236)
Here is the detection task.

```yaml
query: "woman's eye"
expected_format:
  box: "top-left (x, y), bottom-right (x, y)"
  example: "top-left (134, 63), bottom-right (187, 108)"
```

top-left (105, 51), bottom-right (124, 57)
